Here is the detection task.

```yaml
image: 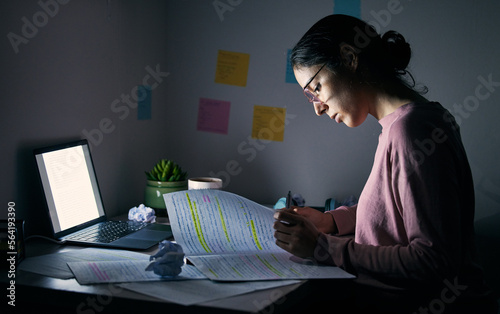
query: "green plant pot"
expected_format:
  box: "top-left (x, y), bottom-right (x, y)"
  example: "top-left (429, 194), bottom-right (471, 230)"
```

top-left (144, 180), bottom-right (187, 212)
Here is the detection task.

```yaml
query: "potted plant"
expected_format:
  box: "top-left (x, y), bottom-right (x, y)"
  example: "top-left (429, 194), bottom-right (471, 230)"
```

top-left (144, 159), bottom-right (188, 212)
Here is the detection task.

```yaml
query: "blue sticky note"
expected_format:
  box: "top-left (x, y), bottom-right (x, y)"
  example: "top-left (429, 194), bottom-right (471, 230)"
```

top-left (137, 85), bottom-right (152, 120)
top-left (334, 0), bottom-right (360, 18)
top-left (285, 49), bottom-right (298, 84)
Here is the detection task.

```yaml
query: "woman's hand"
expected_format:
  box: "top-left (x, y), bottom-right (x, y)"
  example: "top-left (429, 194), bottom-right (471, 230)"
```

top-left (273, 209), bottom-right (320, 258)
top-left (292, 207), bottom-right (338, 234)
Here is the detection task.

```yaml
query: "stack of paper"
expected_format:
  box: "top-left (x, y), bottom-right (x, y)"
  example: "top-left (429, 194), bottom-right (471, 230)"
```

top-left (163, 189), bottom-right (355, 281)
top-left (20, 190), bottom-right (354, 308)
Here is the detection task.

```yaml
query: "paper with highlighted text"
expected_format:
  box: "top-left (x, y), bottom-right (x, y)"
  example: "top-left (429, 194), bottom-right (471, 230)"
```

top-left (163, 190), bottom-right (355, 281)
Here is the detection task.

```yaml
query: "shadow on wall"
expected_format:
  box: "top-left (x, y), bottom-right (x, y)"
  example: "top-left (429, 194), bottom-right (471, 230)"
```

top-left (475, 212), bottom-right (500, 301)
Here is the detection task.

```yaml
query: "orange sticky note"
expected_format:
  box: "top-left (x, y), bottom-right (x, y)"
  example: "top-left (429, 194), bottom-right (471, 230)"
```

top-left (251, 106), bottom-right (286, 142)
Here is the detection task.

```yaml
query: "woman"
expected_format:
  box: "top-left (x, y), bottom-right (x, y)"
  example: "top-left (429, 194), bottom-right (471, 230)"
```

top-left (273, 15), bottom-right (497, 313)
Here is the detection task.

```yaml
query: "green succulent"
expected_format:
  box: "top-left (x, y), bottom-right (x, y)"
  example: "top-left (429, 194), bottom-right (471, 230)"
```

top-left (145, 159), bottom-right (187, 182)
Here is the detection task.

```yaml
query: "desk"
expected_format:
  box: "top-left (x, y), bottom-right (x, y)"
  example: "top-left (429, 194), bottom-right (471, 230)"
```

top-left (6, 225), bottom-right (354, 313)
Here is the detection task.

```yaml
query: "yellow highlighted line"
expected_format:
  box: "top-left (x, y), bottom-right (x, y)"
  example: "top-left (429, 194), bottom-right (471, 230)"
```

top-left (256, 254), bottom-right (284, 277)
top-left (250, 220), bottom-right (263, 250)
top-left (209, 269), bottom-right (218, 278)
top-left (231, 267), bottom-right (243, 278)
top-left (271, 253), bottom-right (302, 277)
top-left (289, 268), bottom-right (302, 277)
top-left (215, 197), bottom-right (230, 243)
top-left (186, 193), bottom-right (211, 253)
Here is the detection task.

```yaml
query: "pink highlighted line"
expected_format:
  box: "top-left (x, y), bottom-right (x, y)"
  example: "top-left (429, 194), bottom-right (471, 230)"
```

top-left (89, 262), bottom-right (110, 281)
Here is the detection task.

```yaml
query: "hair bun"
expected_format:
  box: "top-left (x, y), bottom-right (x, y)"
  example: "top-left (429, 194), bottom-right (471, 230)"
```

top-left (381, 31), bottom-right (411, 72)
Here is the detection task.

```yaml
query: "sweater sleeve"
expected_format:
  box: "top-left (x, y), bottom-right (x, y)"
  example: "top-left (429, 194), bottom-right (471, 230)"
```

top-left (327, 204), bottom-right (357, 236)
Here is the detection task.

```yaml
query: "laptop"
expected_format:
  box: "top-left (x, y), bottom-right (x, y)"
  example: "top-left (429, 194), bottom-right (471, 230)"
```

top-left (33, 139), bottom-right (172, 250)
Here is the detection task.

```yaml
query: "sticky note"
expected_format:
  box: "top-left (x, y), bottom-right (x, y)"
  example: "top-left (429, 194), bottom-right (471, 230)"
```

top-left (137, 85), bottom-right (152, 120)
top-left (285, 49), bottom-right (298, 84)
top-left (333, 0), bottom-right (361, 18)
top-left (251, 106), bottom-right (286, 142)
top-left (215, 50), bottom-right (250, 87)
top-left (197, 98), bottom-right (231, 134)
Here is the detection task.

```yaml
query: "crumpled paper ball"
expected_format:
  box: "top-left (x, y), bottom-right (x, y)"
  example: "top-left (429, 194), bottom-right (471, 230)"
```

top-left (145, 240), bottom-right (185, 277)
top-left (128, 204), bottom-right (156, 223)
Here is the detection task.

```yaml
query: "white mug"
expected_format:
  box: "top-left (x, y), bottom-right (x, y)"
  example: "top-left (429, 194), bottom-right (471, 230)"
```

top-left (188, 177), bottom-right (223, 190)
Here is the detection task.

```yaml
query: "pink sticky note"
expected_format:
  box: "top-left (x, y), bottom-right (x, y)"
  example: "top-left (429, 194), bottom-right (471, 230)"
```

top-left (197, 98), bottom-right (231, 134)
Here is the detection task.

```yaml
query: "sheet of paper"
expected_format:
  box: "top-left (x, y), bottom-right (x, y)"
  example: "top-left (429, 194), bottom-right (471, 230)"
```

top-left (196, 97), bottom-right (231, 134)
top-left (163, 190), bottom-right (356, 281)
top-left (119, 279), bottom-right (300, 306)
top-left (214, 50), bottom-right (250, 87)
top-left (251, 105), bottom-right (286, 142)
top-left (189, 252), bottom-right (355, 281)
top-left (19, 247), bottom-right (150, 279)
top-left (67, 261), bottom-right (205, 285)
top-left (164, 189), bottom-right (279, 256)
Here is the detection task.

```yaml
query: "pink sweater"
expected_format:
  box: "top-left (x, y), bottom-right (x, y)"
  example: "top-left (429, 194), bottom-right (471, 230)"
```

top-left (315, 102), bottom-right (482, 294)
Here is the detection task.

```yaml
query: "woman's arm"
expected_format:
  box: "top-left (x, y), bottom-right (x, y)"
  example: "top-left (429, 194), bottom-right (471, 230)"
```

top-left (282, 204), bottom-right (357, 235)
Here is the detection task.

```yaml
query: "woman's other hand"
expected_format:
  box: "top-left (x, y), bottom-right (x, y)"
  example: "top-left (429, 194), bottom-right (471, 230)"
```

top-left (273, 209), bottom-right (320, 258)
top-left (292, 206), bottom-right (337, 234)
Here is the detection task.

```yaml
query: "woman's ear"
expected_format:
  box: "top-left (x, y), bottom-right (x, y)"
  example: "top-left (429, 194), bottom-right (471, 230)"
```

top-left (339, 44), bottom-right (359, 72)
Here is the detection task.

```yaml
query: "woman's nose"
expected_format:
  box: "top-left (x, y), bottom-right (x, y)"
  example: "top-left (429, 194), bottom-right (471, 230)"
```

top-left (314, 101), bottom-right (328, 116)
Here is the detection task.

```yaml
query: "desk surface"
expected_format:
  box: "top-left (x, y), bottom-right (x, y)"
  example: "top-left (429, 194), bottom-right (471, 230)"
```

top-left (6, 222), bottom-right (354, 314)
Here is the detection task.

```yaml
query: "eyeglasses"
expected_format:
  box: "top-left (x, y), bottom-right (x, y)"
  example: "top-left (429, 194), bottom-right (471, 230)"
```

top-left (303, 63), bottom-right (327, 103)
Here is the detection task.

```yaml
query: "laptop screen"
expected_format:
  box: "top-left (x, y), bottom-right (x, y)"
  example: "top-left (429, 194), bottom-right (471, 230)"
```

top-left (34, 141), bottom-right (105, 233)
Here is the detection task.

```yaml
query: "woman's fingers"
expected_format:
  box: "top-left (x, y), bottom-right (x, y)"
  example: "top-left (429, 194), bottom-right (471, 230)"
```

top-left (273, 209), bottom-right (301, 226)
top-left (273, 210), bottom-right (320, 258)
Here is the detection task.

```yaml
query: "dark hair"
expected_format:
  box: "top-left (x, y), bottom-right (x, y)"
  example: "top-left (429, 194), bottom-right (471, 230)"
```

top-left (291, 14), bottom-right (426, 94)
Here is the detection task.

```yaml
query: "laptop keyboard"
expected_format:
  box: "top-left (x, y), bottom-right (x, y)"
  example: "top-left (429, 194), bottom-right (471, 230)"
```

top-left (65, 221), bottom-right (148, 243)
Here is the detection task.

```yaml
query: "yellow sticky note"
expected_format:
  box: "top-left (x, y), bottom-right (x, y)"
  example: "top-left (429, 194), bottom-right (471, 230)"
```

top-left (251, 106), bottom-right (286, 142)
top-left (215, 50), bottom-right (250, 87)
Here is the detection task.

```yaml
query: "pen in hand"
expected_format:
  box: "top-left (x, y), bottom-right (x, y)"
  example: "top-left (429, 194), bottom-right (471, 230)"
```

top-left (285, 190), bottom-right (292, 209)
top-left (274, 191), bottom-right (293, 225)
